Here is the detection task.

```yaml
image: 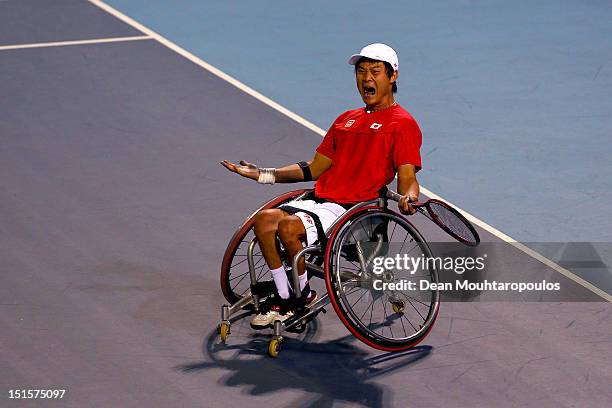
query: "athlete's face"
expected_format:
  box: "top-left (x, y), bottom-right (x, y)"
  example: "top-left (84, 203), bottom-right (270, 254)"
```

top-left (355, 61), bottom-right (397, 109)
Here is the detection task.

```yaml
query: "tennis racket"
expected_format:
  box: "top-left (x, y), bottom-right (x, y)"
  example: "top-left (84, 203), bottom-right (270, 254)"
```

top-left (386, 189), bottom-right (480, 246)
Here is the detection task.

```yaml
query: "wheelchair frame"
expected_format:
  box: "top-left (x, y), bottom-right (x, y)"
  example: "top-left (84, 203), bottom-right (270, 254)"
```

top-left (218, 189), bottom-right (440, 357)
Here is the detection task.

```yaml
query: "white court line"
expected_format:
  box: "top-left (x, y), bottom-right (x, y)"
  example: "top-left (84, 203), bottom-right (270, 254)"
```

top-left (0, 35), bottom-right (151, 51)
top-left (88, 0), bottom-right (610, 302)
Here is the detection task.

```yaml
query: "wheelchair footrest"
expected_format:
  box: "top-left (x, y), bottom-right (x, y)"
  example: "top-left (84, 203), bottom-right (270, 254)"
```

top-left (284, 306), bottom-right (326, 331)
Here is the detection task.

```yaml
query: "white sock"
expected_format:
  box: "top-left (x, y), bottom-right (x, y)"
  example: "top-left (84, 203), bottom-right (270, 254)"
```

top-left (299, 273), bottom-right (309, 293)
top-left (271, 266), bottom-right (290, 299)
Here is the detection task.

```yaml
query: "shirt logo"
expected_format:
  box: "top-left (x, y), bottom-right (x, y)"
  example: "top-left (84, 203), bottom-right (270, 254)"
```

top-left (344, 120), bottom-right (355, 128)
top-left (370, 123), bottom-right (383, 130)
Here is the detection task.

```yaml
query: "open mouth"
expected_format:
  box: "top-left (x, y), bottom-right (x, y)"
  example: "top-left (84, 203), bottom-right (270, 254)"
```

top-left (363, 86), bottom-right (376, 97)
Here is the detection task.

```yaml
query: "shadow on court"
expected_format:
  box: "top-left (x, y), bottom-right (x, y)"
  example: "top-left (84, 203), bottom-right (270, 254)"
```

top-left (176, 323), bottom-right (432, 408)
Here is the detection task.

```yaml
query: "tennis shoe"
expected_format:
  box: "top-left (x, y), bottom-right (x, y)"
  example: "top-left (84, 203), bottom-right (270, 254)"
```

top-left (272, 290), bottom-right (318, 323)
top-left (270, 304), bottom-right (294, 323)
top-left (303, 290), bottom-right (318, 307)
top-left (250, 309), bottom-right (279, 328)
top-left (250, 297), bottom-right (282, 328)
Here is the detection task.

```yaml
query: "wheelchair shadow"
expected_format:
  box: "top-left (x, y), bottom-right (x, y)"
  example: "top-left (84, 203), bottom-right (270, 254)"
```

top-left (176, 314), bottom-right (432, 408)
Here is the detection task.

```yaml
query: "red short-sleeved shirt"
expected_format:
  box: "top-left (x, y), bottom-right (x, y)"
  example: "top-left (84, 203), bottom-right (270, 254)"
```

top-left (315, 104), bottom-right (422, 204)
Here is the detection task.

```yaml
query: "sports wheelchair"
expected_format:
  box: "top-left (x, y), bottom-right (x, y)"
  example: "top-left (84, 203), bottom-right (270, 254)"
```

top-left (218, 188), bottom-right (440, 357)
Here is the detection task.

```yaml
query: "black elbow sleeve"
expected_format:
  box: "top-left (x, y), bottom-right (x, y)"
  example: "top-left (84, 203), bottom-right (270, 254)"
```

top-left (297, 161), bottom-right (313, 182)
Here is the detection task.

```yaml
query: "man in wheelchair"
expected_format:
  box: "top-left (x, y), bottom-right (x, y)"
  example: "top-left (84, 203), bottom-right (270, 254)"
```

top-left (221, 43), bottom-right (422, 328)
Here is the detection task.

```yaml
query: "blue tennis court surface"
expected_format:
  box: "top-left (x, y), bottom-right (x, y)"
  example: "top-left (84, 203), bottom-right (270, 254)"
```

top-left (1, 1), bottom-right (610, 407)
top-left (105, 0), bottom-right (612, 242)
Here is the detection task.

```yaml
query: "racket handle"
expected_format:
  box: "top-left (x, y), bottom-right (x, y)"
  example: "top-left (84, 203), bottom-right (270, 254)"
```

top-left (385, 190), bottom-right (425, 209)
top-left (385, 189), bottom-right (404, 202)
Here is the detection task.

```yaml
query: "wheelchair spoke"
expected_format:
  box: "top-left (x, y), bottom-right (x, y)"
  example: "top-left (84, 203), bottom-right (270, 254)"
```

top-left (231, 269), bottom-right (250, 288)
top-left (374, 296), bottom-right (387, 336)
top-left (408, 299), bottom-right (427, 322)
top-left (399, 292), bottom-right (429, 321)
top-left (398, 291), bottom-right (431, 308)
top-left (368, 297), bottom-right (376, 329)
top-left (254, 257), bottom-right (267, 280)
top-left (230, 256), bottom-right (266, 292)
top-left (346, 259), bottom-right (361, 271)
top-left (230, 256), bottom-right (249, 268)
top-left (229, 271), bottom-right (249, 282)
top-left (359, 295), bottom-right (376, 322)
top-left (235, 243), bottom-right (260, 256)
top-left (255, 267), bottom-right (266, 283)
top-left (382, 299), bottom-right (394, 339)
top-left (358, 220), bottom-right (371, 241)
top-left (398, 309), bottom-right (408, 337)
top-left (239, 244), bottom-right (262, 254)
top-left (230, 255), bottom-right (251, 269)
top-left (340, 280), bottom-right (361, 293)
top-left (397, 235), bottom-right (416, 257)
top-left (339, 263), bottom-right (362, 273)
top-left (349, 290), bottom-right (369, 309)
top-left (401, 311), bottom-right (418, 331)
top-left (389, 220), bottom-right (398, 242)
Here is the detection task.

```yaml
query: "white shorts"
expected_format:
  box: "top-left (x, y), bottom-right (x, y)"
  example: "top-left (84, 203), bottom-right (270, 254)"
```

top-left (282, 200), bottom-right (348, 246)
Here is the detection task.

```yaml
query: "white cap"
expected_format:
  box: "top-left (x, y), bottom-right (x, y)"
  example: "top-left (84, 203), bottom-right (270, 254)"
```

top-left (347, 43), bottom-right (399, 71)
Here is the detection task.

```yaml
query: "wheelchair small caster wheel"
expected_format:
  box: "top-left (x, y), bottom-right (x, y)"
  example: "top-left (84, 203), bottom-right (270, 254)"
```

top-left (218, 322), bottom-right (230, 343)
top-left (391, 301), bottom-right (405, 314)
top-left (268, 338), bottom-right (282, 358)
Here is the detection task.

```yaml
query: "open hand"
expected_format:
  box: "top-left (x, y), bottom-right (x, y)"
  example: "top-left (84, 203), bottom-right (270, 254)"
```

top-left (220, 160), bottom-right (260, 181)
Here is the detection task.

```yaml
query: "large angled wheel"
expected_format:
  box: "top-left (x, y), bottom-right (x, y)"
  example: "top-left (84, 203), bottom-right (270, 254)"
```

top-left (220, 189), bottom-right (310, 304)
top-left (324, 207), bottom-right (440, 352)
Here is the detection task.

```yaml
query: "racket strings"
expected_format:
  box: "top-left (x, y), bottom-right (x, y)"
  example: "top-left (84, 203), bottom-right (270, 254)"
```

top-left (428, 202), bottom-right (477, 243)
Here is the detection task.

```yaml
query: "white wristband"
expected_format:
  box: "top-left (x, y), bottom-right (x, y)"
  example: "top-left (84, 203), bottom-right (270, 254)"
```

top-left (257, 168), bottom-right (276, 184)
